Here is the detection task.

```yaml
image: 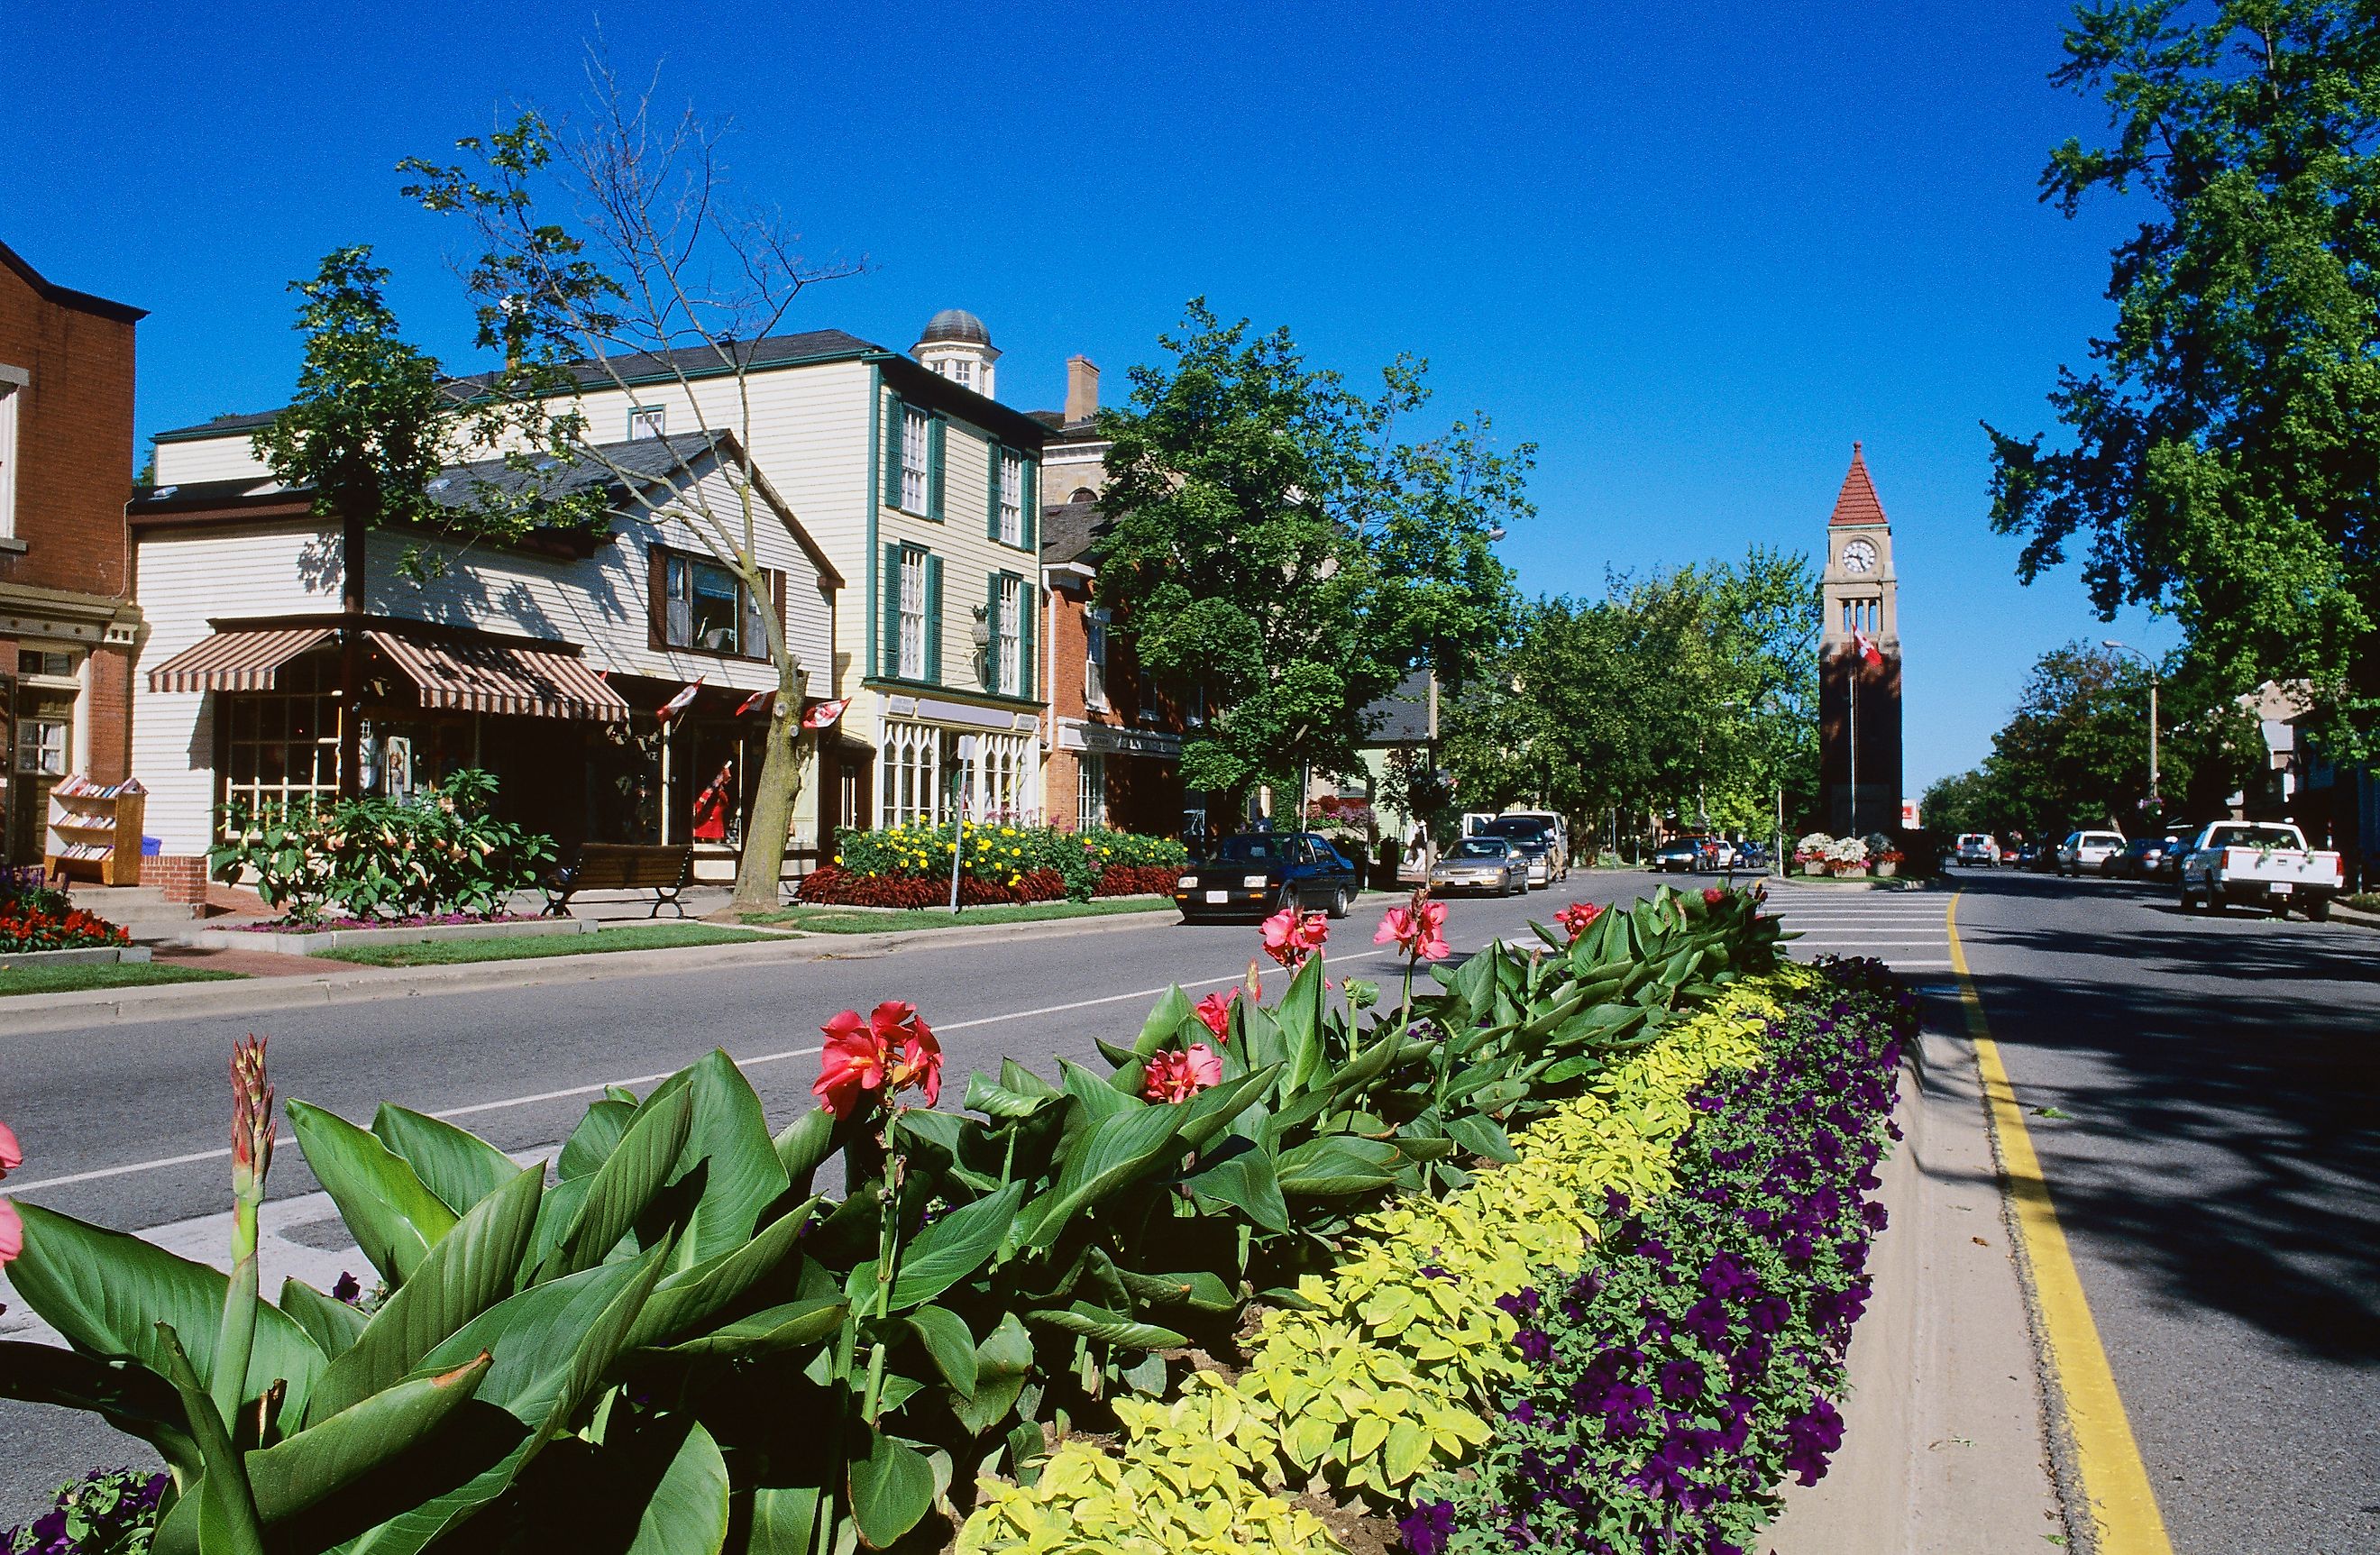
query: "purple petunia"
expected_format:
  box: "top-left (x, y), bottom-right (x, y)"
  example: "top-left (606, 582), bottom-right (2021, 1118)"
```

top-left (1397, 1498), bottom-right (1457, 1555)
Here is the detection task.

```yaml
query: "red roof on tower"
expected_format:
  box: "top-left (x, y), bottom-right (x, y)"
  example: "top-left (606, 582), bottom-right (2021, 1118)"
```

top-left (1828, 442), bottom-right (1887, 526)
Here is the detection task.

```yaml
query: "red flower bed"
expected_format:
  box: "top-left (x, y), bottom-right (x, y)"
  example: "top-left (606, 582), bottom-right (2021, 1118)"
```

top-left (0, 901), bottom-right (131, 954)
top-left (1097, 864), bottom-right (1184, 896)
top-left (794, 865), bottom-right (1071, 908)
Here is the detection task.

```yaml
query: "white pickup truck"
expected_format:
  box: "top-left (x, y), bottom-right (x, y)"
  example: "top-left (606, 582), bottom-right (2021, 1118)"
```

top-left (2177, 821), bottom-right (2345, 919)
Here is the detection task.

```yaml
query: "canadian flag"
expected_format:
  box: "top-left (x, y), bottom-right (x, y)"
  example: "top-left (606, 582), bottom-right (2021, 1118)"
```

top-left (656, 679), bottom-right (703, 725)
top-left (735, 689), bottom-right (774, 718)
top-left (801, 698), bottom-right (849, 730)
top-left (1852, 630), bottom-right (1884, 668)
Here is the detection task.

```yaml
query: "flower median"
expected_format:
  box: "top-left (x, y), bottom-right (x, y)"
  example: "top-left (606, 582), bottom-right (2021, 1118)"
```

top-left (958, 974), bottom-right (1790, 1554)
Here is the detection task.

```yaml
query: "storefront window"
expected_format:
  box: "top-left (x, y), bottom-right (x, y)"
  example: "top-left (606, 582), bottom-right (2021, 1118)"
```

top-left (14, 717), bottom-right (64, 776)
top-left (661, 552), bottom-right (774, 659)
top-left (220, 652), bottom-right (340, 819)
top-left (1077, 752), bottom-right (1107, 830)
top-left (879, 719), bottom-right (940, 828)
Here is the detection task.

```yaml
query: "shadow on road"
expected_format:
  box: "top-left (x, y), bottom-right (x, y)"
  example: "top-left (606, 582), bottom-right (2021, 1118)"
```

top-left (1952, 871), bottom-right (2380, 1367)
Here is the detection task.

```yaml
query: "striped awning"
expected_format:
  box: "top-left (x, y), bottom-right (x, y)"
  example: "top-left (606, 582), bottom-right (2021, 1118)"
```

top-left (146, 627), bottom-right (337, 693)
top-left (365, 631), bottom-right (629, 723)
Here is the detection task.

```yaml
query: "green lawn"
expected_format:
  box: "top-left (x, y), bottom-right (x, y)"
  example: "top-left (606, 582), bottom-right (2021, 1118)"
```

top-left (0, 962), bottom-right (248, 997)
top-left (314, 923), bottom-right (771, 967)
top-left (742, 896), bottom-right (1177, 934)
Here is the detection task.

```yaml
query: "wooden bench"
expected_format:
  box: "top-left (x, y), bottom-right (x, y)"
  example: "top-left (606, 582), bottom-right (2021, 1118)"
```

top-left (544, 843), bottom-right (694, 919)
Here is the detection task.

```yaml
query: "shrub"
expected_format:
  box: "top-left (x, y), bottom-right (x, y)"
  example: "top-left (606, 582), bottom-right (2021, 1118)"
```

top-left (3, 1469), bottom-right (168, 1555)
top-left (1407, 961), bottom-right (1912, 1553)
top-left (822, 821), bottom-right (1187, 902)
top-left (210, 767), bottom-right (553, 921)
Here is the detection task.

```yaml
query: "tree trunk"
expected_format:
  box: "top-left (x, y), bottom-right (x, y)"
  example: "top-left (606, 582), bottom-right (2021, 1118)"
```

top-left (732, 678), bottom-right (805, 911)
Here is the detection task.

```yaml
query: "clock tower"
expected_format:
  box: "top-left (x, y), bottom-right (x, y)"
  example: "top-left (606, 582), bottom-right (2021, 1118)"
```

top-left (1817, 443), bottom-right (1902, 836)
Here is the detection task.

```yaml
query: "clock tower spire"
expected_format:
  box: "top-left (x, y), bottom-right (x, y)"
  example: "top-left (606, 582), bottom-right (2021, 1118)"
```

top-left (1817, 443), bottom-right (1902, 835)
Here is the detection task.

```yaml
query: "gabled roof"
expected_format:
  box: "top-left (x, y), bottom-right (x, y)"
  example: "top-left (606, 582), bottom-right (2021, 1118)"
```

top-left (0, 238), bottom-right (146, 324)
top-left (1829, 442), bottom-right (1888, 527)
top-left (1039, 499), bottom-right (1107, 568)
top-left (130, 431), bottom-right (843, 586)
top-left (1357, 667), bottom-right (1435, 746)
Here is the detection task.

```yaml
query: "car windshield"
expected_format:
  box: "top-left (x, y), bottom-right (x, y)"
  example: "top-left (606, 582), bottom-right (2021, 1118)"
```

top-left (1479, 818), bottom-right (1552, 840)
top-left (1209, 836), bottom-right (1292, 864)
top-left (1449, 839), bottom-right (1509, 859)
top-left (2205, 825), bottom-right (2302, 849)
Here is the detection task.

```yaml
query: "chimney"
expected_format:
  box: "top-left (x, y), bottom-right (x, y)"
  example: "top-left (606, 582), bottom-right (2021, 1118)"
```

top-left (1064, 355), bottom-right (1100, 425)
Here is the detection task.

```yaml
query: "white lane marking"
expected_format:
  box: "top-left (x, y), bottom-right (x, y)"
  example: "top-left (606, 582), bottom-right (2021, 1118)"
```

top-left (6, 951), bottom-right (1414, 1195)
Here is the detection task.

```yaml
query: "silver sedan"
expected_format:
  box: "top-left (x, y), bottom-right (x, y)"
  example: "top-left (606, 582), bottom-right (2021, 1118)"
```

top-left (1429, 837), bottom-right (1527, 896)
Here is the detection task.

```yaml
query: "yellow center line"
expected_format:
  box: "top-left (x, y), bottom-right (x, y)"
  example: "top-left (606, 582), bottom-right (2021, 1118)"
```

top-left (1946, 892), bottom-right (2174, 1555)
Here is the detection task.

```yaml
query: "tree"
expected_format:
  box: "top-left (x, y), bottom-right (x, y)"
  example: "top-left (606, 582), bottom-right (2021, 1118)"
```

top-left (1987, 2), bottom-right (2380, 755)
top-left (1441, 549), bottom-right (1818, 847)
top-left (1094, 302), bottom-right (1527, 816)
top-left (1931, 640), bottom-right (2266, 838)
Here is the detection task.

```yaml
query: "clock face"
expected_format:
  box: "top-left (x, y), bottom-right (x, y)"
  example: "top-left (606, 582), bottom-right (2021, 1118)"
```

top-left (1840, 539), bottom-right (1877, 576)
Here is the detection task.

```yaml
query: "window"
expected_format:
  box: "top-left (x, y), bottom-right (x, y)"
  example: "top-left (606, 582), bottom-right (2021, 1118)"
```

top-left (1085, 608), bottom-right (1109, 709)
top-left (901, 407), bottom-right (930, 512)
top-left (938, 358), bottom-right (975, 389)
top-left (219, 652), bottom-right (341, 821)
top-left (1077, 752), bottom-right (1107, 830)
top-left (660, 552), bottom-right (774, 658)
top-left (998, 452), bottom-right (1024, 546)
top-left (972, 730), bottom-right (1034, 822)
top-left (628, 405), bottom-right (666, 440)
top-left (878, 719), bottom-right (940, 828)
top-left (898, 547), bottom-right (928, 680)
top-left (0, 373), bottom-right (19, 538)
top-left (996, 575), bottom-right (1022, 695)
top-left (16, 717), bottom-right (66, 776)
top-left (17, 650), bottom-right (75, 681)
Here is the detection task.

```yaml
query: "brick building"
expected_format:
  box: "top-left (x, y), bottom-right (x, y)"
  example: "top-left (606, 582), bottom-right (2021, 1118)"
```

top-left (1032, 357), bottom-right (1192, 837)
top-left (0, 240), bottom-right (144, 868)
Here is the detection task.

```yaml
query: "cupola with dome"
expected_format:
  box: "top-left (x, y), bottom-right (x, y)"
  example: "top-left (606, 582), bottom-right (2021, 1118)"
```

top-left (913, 308), bottom-right (1000, 398)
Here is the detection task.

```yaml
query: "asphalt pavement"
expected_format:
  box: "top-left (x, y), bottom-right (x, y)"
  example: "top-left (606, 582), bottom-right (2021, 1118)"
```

top-left (1947, 865), bottom-right (2379, 1555)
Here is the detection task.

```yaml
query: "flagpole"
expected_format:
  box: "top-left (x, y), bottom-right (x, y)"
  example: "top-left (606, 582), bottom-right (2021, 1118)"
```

top-left (1849, 647), bottom-right (1859, 837)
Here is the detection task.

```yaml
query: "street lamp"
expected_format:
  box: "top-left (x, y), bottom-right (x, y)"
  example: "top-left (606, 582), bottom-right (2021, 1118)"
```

top-left (2101, 640), bottom-right (2162, 813)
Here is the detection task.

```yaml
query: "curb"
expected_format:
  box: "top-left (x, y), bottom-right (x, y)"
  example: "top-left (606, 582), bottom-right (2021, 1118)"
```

top-left (0, 906), bottom-right (1197, 1037)
top-left (1770, 873), bottom-right (1938, 892)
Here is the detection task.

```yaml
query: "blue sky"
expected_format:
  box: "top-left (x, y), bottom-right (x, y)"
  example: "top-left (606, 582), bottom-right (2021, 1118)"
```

top-left (1, 0), bottom-right (2179, 790)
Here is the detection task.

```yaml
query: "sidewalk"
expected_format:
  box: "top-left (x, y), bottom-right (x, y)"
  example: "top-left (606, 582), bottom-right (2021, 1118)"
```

top-left (1766, 1011), bottom-right (2064, 1552)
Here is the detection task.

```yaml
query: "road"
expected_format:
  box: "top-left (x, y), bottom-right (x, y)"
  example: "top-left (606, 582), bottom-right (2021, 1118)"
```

top-left (1938, 866), bottom-right (2380, 1555)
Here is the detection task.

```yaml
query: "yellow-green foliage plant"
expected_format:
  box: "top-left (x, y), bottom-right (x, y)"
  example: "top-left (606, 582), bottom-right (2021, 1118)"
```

top-left (958, 970), bottom-right (1812, 1552)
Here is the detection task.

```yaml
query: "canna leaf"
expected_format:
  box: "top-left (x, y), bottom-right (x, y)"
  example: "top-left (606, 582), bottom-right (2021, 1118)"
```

top-left (371, 1105), bottom-right (519, 1217)
top-left (287, 1100), bottom-right (460, 1288)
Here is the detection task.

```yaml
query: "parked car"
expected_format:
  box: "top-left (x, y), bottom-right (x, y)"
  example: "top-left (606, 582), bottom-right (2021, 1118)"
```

top-left (1651, 835), bottom-right (1707, 874)
top-left (1429, 837), bottom-right (1527, 897)
top-left (1468, 812), bottom-right (1570, 879)
top-left (1174, 831), bottom-right (1360, 920)
top-left (1735, 840), bottom-right (1771, 872)
top-left (1954, 834), bottom-right (2000, 868)
top-left (2178, 820), bottom-right (2344, 919)
top-left (2009, 841), bottom-right (2046, 871)
top-left (2119, 835), bottom-right (2187, 880)
top-left (2056, 830), bottom-right (2128, 876)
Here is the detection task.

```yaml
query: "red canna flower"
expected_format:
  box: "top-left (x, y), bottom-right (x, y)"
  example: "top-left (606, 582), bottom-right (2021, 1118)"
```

top-left (1259, 906), bottom-right (1329, 970)
top-left (813, 1001), bottom-right (942, 1118)
top-left (1555, 901), bottom-right (1604, 942)
top-left (1141, 1043), bottom-right (1223, 1103)
top-left (0, 1117), bottom-right (21, 1269)
top-left (1373, 895), bottom-right (1451, 962)
top-left (0, 1118), bottom-right (18, 1178)
top-left (230, 1036), bottom-right (273, 1181)
top-left (1194, 989), bottom-right (1237, 1043)
top-left (1702, 887), bottom-right (1726, 907)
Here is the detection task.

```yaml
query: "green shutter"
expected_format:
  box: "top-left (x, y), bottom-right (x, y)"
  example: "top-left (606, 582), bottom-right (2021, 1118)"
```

top-left (923, 553), bottom-right (944, 684)
top-left (926, 415), bottom-right (947, 522)
top-left (881, 543), bottom-right (902, 679)
top-left (986, 442), bottom-right (1004, 541)
top-left (883, 398), bottom-right (904, 508)
top-left (985, 572), bottom-right (1004, 693)
top-left (1019, 574), bottom-right (1037, 701)
top-left (1022, 459), bottom-right (1039, 553)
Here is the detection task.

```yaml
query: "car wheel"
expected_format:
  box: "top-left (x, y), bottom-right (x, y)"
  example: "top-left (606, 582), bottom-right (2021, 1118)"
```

top-left (1326, 886), bottom-right (1350, 919)
top-left (2178, 884), bottom-right (2198, 913)
top-left (1275, 884), bottom-right (1296, 915)
top-left (2307, 896), bottom-right (2332, 923)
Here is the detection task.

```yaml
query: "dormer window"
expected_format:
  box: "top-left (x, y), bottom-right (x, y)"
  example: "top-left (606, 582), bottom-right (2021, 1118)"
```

top-left (628, 405), bottom-right (666, 440)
